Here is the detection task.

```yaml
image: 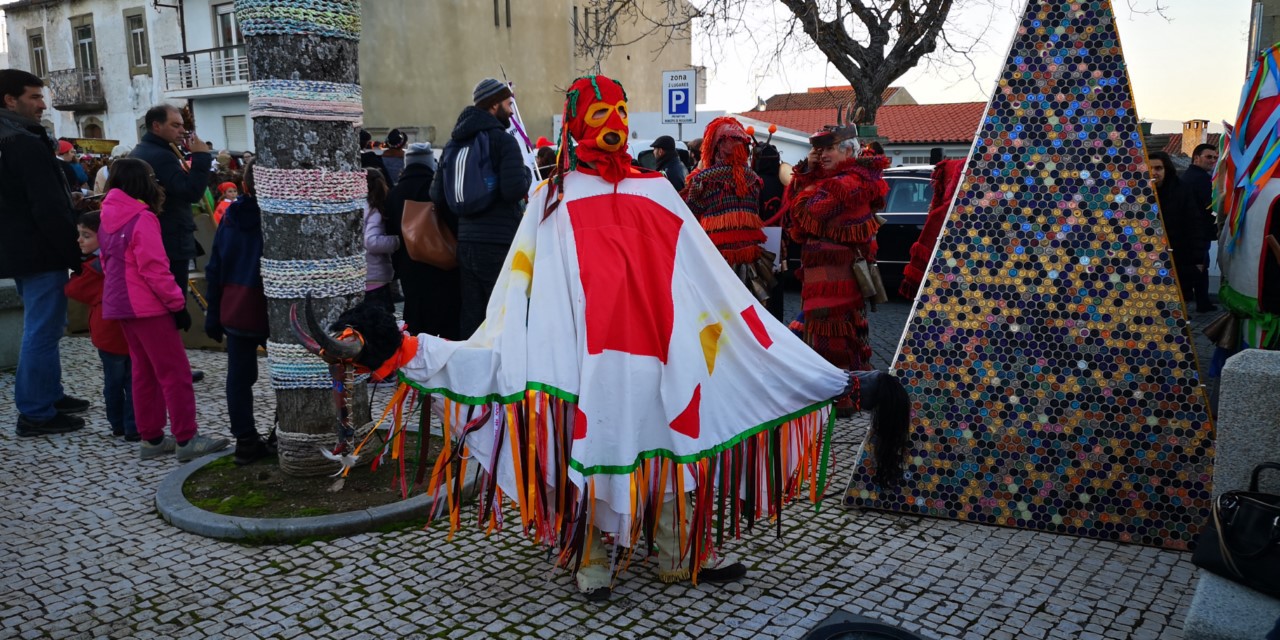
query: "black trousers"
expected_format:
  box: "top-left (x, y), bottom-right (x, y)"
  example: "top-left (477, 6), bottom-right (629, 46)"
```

top-left (457, 241), bottom-right (510, 338)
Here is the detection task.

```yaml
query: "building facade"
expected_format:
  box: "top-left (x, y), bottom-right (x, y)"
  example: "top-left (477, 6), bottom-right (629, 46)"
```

top-left (359, 0), bottom-right (693, 145)
top-left (4, 0), bottom-right (691, 152)
top-left (4, 0), bottom-right (183, 145)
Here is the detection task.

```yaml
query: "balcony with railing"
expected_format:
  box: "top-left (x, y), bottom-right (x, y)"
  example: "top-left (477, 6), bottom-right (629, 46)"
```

top-left (162, 45), bottom-right (249, 98)
top-left (48, 68), bottom-right (105, 111)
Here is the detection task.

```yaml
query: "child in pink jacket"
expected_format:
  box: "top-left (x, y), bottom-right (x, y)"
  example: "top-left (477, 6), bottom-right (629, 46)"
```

top-left (99, 159), bottom-right (229, 462)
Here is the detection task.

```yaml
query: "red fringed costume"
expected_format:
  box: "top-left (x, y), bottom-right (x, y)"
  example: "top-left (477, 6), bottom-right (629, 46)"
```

top-left (788, 155), bottom-right (890, 374)
top-left (899, 158), bottom-right (965, 299)
top-left (682, 117), bottom-right (773, 302)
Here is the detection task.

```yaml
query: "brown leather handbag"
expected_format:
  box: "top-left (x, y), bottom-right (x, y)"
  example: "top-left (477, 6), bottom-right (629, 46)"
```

top-left (401, 200), bottom-right (457, 270)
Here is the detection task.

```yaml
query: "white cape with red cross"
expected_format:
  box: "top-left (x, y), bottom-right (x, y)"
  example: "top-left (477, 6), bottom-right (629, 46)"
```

top-left (399, 169), bottom-right (848, 537)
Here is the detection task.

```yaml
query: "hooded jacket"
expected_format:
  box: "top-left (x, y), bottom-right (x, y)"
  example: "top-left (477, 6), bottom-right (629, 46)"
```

top-left (204, 195), bottom-right (268, 338)
top-left (129, 132), bottom-right (212, 262)
top-left (64, 254), bottom-right (130, 355)
top-left (99, 189), bottom-right (186, 320)
top-left (430, 106), bottom-right (531, 246)
top-left (0, 108), bottom-right (80, 278)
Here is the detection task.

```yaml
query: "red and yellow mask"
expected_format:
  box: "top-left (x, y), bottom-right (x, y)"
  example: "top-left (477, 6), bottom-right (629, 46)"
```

top-left (566, 76), bottom-right (631, 184)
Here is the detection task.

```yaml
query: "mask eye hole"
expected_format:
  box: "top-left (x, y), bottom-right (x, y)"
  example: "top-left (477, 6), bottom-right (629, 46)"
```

top-left (592, 107), bottom-right (610, 120)
top-left (617, 105), bottom-right (628, 119)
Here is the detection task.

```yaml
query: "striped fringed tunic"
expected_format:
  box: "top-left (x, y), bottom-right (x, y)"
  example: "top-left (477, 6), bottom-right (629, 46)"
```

top-left (682, 164), bottom-right (765, 266)
top-left (787, 155), bottom-right (890, 376)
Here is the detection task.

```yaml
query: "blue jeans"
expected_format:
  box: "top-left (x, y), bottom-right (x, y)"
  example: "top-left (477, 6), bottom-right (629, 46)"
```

top-left (226, 333), bottom-right (265, 440)
top-left (458, 242), bottom-right (510, 337)
top-left (14, 270), bottom-right (68, 421)
top-left (98, 350), bottom-right (136, 437)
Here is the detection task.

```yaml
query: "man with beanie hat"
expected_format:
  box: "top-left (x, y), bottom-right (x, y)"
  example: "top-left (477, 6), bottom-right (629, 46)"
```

top-left (430, 77), bottom-right (530, 336)
top-left (649, 135), bottom-right (686, 193)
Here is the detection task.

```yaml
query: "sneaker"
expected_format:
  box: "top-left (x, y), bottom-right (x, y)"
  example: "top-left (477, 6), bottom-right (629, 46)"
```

top-left (176, 434), bottom-right (230, 462)
top-left (233, 435), bottom-right (277, 466)
top-left (124, 433), bottom-right (141, 443)
top-left (140, 436), bottom-right (177, 460)
top-left (16, 413), bottom-right (85, 437)
top-left (54, 395), bottom-right (90, 415)
top-left (191, 370), bottom-right (205, 383)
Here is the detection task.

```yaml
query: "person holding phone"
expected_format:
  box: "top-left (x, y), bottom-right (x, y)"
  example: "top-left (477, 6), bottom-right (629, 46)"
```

top-left (131, 104), bottom-right (213, 382)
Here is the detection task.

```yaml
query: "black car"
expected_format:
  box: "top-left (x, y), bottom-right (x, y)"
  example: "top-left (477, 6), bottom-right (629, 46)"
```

top-left (876, 164), bottom-right (935, 296)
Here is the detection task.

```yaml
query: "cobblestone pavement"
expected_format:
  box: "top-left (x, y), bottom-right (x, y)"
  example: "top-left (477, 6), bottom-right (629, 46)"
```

top-left (1, 296), bottom-right (1220, 639)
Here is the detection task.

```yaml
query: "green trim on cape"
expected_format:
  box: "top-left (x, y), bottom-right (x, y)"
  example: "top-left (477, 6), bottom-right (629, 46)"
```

top-left (396, 373), bottom-right (834, 478)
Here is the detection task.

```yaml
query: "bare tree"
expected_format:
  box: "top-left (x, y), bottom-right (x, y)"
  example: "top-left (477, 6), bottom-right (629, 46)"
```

top-left (577, 0), bottom-right (1170, 124)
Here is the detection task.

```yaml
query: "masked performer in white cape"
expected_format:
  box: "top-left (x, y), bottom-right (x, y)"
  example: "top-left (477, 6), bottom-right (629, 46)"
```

top-left (294, 75), bottom-right (910, 602)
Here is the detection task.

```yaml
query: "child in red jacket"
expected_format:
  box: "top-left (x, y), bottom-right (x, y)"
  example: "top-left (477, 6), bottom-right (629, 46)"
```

top-left (65, 211), bottom-right (137, 441)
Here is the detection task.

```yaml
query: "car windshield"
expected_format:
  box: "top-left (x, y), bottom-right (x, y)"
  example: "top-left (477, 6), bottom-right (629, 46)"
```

top-left (883, 178), bottom-right (933, 213)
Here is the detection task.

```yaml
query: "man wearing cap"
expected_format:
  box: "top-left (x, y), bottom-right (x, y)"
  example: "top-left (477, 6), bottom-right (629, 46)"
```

top-left (431, 77), bottom-right (531, 336)
top-left (650, 135), bottom-right (686, 192)
top-left (787, 125), bottom-right (890, 415)
top-left (0, 69), bottom-right (90, 436)
top-left (57, 140), bottom-right (86, 191)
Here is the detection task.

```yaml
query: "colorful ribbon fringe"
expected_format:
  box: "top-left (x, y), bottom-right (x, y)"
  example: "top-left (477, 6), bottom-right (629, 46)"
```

top-left (384, 379), bottom-right (834, 583)
top-left (238, 0), bottom-right (361, 41)
top-left (261, 255), bottom-right (365, 299)
top-left (249, 80), bottom-right (363, 124)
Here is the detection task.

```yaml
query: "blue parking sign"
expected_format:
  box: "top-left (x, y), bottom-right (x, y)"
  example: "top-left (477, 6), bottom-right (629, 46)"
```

top-left (662, 69), bottom-right (697, 124)
top-left (668, 88), bottom-right (690, 115)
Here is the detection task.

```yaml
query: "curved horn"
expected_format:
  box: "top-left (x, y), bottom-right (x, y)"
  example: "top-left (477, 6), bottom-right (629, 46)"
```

top-left (837, 104), bottom-right (845, 126)
top-left (301, 294), bottom-right (363, 362)
top-left (290, 301), bottom-right (322, 356)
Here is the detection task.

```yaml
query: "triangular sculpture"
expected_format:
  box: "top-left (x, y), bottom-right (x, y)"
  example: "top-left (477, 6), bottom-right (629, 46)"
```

top-left (846, 0), bottom-right (1214, 550)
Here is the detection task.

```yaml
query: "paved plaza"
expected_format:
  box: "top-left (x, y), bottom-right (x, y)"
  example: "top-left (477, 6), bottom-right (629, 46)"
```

top-left (1, 297), bottom-right (1220, 639)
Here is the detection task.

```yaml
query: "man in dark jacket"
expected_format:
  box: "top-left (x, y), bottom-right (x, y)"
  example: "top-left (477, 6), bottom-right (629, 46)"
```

top-left (384, 143), bottom-right (462, 339)
top-left (430, 78), bottom-right (532, 336)
top-left (0, 69), bottom-right (89, 436)
top-left (1180, 143), bottom-right (1219, 312)
top-left (132, 104), bottom-right (212, 382)
top-left (130, 104), bottom-right (213, 294)
top-left (650, 135), bottom-right (687, 192)
top-left (1152, 151), bottom-right (1206, 311)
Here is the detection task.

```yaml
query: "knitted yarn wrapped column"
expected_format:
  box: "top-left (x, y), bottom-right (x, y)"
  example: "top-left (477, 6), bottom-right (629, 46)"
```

top-left (239, 0), bottom-right (372, 476)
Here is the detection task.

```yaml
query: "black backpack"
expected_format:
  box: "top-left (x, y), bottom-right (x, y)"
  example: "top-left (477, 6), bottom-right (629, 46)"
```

top-left (439, 131), bottom-right (498, 216)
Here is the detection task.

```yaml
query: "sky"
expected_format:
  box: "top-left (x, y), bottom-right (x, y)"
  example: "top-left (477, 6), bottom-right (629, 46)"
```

top-left (693, 0), bottom-right (1252, 134)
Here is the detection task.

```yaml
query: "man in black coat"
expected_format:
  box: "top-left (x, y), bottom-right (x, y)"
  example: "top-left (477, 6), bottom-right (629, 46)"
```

top-left (1180, 143), bottom-right (1219, 312)
top-left (130, 104), bottom-right (213, 294)
top-left (650, 135), bottom-right (687, 193)
top-left (131, 104), bottom-right (212, 382)
top-left (430, 78), bottom-right (532, 336)
top-left (0, 69), bottom-right (89, 436)
top-left (383, 143), bottom-right (462, 340)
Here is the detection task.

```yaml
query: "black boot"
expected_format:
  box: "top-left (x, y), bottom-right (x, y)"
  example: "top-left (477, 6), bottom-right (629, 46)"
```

top-left (234, 435), bottom-right (276, 466)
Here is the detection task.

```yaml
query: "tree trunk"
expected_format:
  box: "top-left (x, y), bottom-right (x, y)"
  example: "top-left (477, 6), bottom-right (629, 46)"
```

top-left (239, 0), bottom-right (371, 476)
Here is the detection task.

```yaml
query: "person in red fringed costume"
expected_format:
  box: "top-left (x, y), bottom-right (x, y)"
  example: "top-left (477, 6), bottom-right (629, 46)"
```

top-left (681, 117), bottom-right (774, 302)
top-left (787, 126), bottom-right (890, 415)
top-left (899, 158), bottom-right (966, 300)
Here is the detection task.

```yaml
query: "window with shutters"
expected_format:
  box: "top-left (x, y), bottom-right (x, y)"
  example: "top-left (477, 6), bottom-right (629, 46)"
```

top-left (124, 8), bottom-right (150, 76)
top-left (223, 115), bottom-right (248, 152)
top-left (70, 15), bottom-right (98, 72)
top-left (28, 30), bottom-right (48, 78)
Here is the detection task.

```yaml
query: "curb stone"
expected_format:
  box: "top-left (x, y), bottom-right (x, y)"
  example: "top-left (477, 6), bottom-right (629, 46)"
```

top-left (155, 449), bottom-right (478, 542)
